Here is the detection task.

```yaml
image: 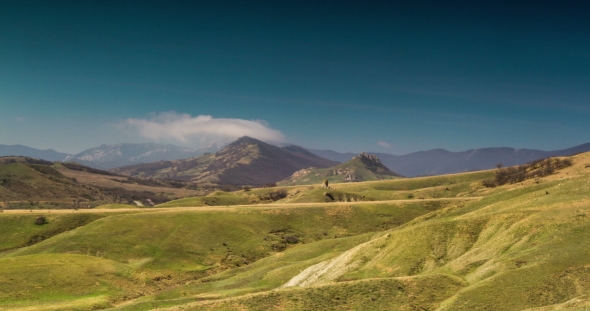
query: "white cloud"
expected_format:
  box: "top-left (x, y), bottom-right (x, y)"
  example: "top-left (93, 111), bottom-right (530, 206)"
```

top-left (120, 112), bottom-right (285, 147)
top-left (377, 140), bottom-right (392, 148)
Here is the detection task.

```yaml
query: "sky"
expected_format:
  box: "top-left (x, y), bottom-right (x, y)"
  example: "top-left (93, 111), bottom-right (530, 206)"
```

top-left (1, 1), bottom-right (589, 154)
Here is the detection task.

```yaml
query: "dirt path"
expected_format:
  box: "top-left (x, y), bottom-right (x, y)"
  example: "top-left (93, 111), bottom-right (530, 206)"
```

top-left (0, 197), bottom-right (481, 215)
top-left (2, 197), bottom-right (483, 214)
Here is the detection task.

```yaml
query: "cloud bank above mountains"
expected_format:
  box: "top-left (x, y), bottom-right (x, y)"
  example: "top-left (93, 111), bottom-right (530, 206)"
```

top-left (120, 112), bottom-right (285, 148)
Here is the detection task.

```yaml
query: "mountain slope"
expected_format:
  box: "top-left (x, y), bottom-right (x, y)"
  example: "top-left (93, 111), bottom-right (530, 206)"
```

top-left (0, 157), bottom-right (202, 209)
top-left (279, 152), bottom-right (402, 186)
top-left (310, 142), bottom-right (590, 177)
top-left (0, 157), bottom-right (119, 207)
top-left (112, 136), bottom-right (339, 185)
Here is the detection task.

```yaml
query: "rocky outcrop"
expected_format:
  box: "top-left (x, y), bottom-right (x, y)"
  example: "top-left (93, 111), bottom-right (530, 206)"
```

top-left (290, 168), bottom-right (313, 179)
top-left (352, 152), bottom-right (397, 175)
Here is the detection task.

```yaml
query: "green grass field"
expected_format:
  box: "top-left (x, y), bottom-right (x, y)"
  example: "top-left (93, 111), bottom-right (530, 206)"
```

top-left (2, 152), bottom-right (590, 310)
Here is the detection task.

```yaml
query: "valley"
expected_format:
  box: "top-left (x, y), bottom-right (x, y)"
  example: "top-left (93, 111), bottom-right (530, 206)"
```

top-left (1, 150), bottom-right (589, 310)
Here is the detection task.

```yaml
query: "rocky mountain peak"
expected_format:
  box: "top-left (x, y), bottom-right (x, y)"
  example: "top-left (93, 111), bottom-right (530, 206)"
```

top-left (352, 152), bottom-right (397, 175)
top-left (353, 152), bottom-right (382, 164)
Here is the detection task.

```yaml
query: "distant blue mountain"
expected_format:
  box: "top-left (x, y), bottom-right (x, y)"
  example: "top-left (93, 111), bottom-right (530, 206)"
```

top-left (0, 143), bottom-right (219, 169)
top-left (310, 143), bottom-right (590, 177)
top-left (65, 143), bottom-right (206, 169)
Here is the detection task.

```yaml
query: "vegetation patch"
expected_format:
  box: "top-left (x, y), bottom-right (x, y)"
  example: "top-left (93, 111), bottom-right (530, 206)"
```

top-left (483, 157), bottom-right (572, 187)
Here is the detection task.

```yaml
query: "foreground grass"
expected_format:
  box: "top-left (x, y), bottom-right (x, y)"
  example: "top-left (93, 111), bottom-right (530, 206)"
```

top-left (0, 213), bottom-right (108, 253)
top-left (0, 254), bottom-right (136, 310)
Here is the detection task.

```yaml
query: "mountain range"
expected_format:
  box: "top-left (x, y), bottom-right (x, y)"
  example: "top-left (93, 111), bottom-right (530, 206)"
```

top-left (63, 143), bottom-right (205, 169)
top-left (0, 143), bottom-right (212, 169)
top-left (3, 141), bottom-right (590, 178)
top-left (310, 142), bottom-right (590, 177)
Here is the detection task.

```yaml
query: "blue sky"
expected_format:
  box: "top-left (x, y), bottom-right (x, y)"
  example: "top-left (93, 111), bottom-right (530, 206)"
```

top-left (1, 1), bottom-right (588, 154)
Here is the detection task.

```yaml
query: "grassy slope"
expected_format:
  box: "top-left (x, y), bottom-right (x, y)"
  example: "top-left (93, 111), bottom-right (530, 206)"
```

top-left (0, 212), bottom-right (108, 253)
top-left (278, 157), bottom-right (401, 186)
top-left (2, 153), bottom-right (589, 310)
top-left (7, 201), bottom-right (453, 272)
top-left (0, 197), bottom-right (460, 310)
top-left (0, 162), bottom-right (90, 202)
top-left (115, 153), bottom-right (590, 310)
top-left (0, 254), bottom-right (138, 310)
top-left (156, 169), bottom-right (492, 207)
top-left (156, 191), bottom-right (259, 207)
top-left (238, 154), bottom-right (590, 311)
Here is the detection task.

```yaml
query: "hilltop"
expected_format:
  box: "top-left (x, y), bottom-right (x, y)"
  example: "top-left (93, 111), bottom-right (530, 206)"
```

top-left (112, 136), bottom-right (338, 185)
top-left (279, 152), bottom-right (402, 186)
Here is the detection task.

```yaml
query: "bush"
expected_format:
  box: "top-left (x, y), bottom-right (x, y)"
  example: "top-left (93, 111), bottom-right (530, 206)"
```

top-left (482, 179), bottom-right (497, 188)
top-left (483, 157), bottom-right (572, 187)
top-left (258, 189), bottom-right (288, 201)
top-left (34, 216), bottom-right (47, 225)
top-left (285, 235), bottom-right (299, 244)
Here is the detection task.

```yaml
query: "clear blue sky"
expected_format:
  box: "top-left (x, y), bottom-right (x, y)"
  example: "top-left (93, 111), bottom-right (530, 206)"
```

top-left (1, 1), bottom-right (588, 154)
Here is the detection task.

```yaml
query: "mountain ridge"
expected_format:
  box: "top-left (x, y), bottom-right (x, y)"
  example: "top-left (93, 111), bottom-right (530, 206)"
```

top-left (65, 142), bottom-right (205, 169)
top-left (111, 136), bottom-right (339, 185)
top-left (0, 144), bottom-right (70, 162)
top-left (4, 141), bottom-right (590, 177)
top-left (310, 142), bottom-right (590, 177)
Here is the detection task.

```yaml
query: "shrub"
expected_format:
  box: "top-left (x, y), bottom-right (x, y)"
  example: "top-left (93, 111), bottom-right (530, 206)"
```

top-left (285, 235), bottom-right (299, 244)
top-left (483, 157), bottom-right (572, 187)
top-left (34, 216), bottom-right (47, 225)
top-left (258, 189), bottom-right (288, 201)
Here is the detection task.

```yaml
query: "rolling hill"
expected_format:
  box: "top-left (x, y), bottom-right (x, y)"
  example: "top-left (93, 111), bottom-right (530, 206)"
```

top-left (112, 136), bottom-right (339, 185)
top-left (1, 151), bottom-right (589, 310)
top-left (278, 152), bottom-right (402, 186)
top-left (0, 157), bottom-right (203, 209)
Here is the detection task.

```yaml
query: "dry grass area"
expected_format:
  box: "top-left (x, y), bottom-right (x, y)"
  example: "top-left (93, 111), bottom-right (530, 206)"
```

top-left (55, 166), bottom-right (203, 198)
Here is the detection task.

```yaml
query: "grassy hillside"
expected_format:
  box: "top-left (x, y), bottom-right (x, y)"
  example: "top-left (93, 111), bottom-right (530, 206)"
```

top-left (0, 160), bottom-right (119, 207)
top-left (0, 156), bottom-right (204, 209)
top-left (278, 153), bottom-right (402, 186)
top-left (1, 152), bottom-right (589, 310)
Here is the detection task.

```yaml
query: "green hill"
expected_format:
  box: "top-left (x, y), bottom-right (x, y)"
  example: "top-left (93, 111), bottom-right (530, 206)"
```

top-left (278, 152), bottom-right (402, 186)
top-left (1, 152), bottom-right (589, 310)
